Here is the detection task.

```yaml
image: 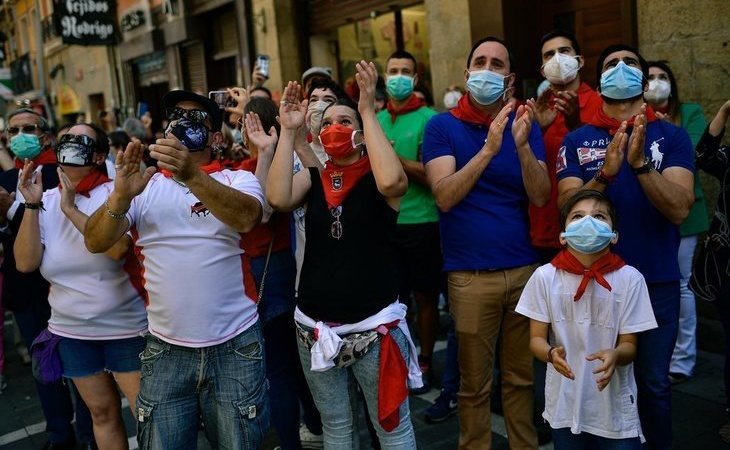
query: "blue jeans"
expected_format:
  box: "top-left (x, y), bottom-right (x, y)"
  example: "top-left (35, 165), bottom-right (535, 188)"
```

top-left (297, 326), bottom-right (417, 449)
top-left (14, 306), bottom-right (94, 444)
top-left (634, 281), bottom-right (680, 450)
top-left (135, 322), bottom-right (269, 450)
top-left (552, 427), bottom-right (641, 450)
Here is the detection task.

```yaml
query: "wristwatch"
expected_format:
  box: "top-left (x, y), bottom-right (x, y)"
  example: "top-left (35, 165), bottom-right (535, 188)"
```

top-left (632, 159), bottom-right (654, 175)
top-left (593, 169), bottom-right (616, 184)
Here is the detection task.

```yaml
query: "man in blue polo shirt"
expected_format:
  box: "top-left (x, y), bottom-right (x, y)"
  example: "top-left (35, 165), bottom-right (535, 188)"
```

top-left (423, 36), bottom-right (549, 450)
top-left (557, 44), bottom-right (694, 450)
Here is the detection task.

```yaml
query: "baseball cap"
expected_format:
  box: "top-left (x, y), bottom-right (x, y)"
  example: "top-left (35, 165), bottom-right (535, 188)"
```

top-left (162, 90), bottom-right (223, 131)
top-left (301, 67), bottom-right (333, 83)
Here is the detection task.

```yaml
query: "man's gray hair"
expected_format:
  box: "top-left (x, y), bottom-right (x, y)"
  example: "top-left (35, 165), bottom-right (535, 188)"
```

top-left (6, 108), bottom-right (51, 132)
top-left (123, 117), bottom-right (146, 140)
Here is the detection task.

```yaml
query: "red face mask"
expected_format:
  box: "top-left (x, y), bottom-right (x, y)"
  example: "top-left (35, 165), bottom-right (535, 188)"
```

top-left (319, 123), bottom-right (362, 160)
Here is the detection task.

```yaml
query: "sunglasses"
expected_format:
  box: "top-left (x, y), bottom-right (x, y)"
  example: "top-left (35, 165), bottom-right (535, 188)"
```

top-left (166, 107), bottom-right (210, 124)
top-left (59, 133), bottom-right (98, 149)
top-left (7, 124), bottom-right (41, 136)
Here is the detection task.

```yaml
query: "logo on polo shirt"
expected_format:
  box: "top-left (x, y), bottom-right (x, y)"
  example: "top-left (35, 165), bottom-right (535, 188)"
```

top-left (650, 137), bottom-right (664, 170)
top-left (190, 202), bottom-right (210, 217)
top-left (577, 147), bottom-right (606, 165)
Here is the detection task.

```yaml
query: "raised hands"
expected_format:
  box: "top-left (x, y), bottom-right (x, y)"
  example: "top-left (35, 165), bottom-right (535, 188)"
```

top-left (627, 104), bottom-right (647, 168)
top-left (512, 100), bottom-right (537, 148)
top-left (550, 346), bottom-right (575, 380)
top-left (279, 82), bottom-right (308, 130)
top-left (18, 160), bottom-right (42, 204)
top-left (244, 112), bottom-right (278, 157)
top-left (534, 89), bottom-right (558, 128)
top-left (114, 140), bottom-right (156, 201)
top-left (57, 168), bottom-right (77, 212)
top-left (601, 122), bottom-right (628, 177)
top-left (483, 103), bottom-right (514, 156)
top-left (354, 60), bottom-right (378, 115)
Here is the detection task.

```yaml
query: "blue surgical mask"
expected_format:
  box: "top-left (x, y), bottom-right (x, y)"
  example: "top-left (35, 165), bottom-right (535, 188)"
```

top-left (10, 133), bottom-right (42, 160)
top-left (386, 75), bottom-right (415, 101)
top-left (600, 61), bottom-right (644, 100)
top-left (466, 70), bottom-right (507, 105)
top-left (560, 215), bottom-right (616, 254)
top-left (165, 119), bottom-right (209, 152)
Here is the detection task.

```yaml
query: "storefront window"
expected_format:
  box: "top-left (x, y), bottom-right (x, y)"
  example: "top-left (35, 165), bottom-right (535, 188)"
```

top-left (335, 4), bottom-right (430, 101)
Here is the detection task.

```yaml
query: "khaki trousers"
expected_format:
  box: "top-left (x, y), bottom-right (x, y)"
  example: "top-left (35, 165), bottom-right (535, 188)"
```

top-left (449, 265), bottom-right (538, 450)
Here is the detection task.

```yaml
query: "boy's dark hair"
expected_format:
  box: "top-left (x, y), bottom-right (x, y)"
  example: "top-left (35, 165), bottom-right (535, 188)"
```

top-left (386, 50), bottom-right (417, 69)
top-left (244, 97), bottom-right (281, 137)
top-left (467, 36), bottom-right (514, 71)
top-left (540, 29), bottom-right (581, 55)
top-left (84, 122), bottom-right (111, 155)
top-left (109, 130), bottom-right (131, 148)
top-left (559, 190), bottom-right (618, 231)
top-left (307, 77), bottom-right (348, 100)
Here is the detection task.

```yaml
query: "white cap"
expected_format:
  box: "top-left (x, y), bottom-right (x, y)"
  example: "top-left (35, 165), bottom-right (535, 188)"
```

top-left (302, 67), bottom-right (333, 82)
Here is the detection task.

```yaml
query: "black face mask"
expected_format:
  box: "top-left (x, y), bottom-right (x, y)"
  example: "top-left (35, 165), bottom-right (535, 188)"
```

top-left (56, 134), bottom-right (97, 166)
top-left (165, 119), bottom-right (209, 152)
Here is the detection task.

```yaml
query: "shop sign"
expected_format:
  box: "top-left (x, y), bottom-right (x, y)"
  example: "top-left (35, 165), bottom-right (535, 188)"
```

top-left (53, 0), bottom-right (118, 45)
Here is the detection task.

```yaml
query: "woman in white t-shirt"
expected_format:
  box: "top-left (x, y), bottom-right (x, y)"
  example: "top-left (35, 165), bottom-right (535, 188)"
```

top-left (15, 123), bottom-right (148, 450)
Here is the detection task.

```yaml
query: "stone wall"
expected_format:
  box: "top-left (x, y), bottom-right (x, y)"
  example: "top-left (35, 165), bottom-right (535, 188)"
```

top-left (637, 0), bottom-right (730, 123)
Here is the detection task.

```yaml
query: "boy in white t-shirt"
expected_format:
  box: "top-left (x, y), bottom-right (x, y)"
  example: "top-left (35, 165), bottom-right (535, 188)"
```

top-left (516, 189), bottom-right (657, 449)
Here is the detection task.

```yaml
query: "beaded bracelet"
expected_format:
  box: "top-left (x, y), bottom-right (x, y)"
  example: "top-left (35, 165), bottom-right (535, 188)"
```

top-left (105, 200), bottom-right (128, 220)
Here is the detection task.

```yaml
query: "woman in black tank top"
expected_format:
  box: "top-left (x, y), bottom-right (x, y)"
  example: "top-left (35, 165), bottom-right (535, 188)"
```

top-left (267, 61), bottom-right (419, 448)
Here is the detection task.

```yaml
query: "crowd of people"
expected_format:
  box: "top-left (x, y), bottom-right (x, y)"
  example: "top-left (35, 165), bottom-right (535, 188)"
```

top-left (0, 29), bottom-right (728, 450)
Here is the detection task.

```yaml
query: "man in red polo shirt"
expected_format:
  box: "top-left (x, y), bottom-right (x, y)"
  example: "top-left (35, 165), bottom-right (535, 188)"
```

top-left (530, 30), bottom-right (602, 262)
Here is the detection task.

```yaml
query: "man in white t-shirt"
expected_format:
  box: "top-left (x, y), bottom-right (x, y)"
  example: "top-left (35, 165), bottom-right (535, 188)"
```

top-left (84, 90), bottom-right (267, 450)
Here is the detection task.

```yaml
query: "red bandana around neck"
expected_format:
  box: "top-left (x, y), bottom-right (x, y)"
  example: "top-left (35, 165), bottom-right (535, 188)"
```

top-left (59, 169), bottom-right (111, 198)
top-left (588, 104), bottom-right (657, 135)
top-left (551, 249), bottom-right (626, 301)
top-left (15, 149), bottom-right (57, 169)
top-left (320, 155), bottom-right (372, 209)
top-left (449, 93), bottom-right (493, 127)
top-left (386, 95), bottom-right (425, 123)
top-left (161, 160), bottom-right (226, 179)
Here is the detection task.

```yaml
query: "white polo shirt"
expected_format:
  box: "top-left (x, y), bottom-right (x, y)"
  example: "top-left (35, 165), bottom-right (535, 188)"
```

top-left (40, 182), bottom-right (148, 340)
top-left (126, 170), bottom-right (264, 347)
top-left (516, 262), bottom-right (657, 441)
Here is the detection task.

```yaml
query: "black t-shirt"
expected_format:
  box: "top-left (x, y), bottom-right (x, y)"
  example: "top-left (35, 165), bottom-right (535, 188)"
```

top-left (297, 167), bottom-right (399, 323)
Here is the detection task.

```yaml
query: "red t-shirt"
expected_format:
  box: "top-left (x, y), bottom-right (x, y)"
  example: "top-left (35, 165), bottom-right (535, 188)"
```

top-left (529, 82), bottom-right (603, 249)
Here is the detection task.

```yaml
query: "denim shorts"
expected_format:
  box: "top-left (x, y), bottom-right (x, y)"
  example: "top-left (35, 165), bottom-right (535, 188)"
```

top-left (58, 335), bottom-right (146, 378)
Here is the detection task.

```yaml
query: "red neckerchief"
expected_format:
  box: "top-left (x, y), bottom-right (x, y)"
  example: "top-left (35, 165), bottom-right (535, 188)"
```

top-left (551, 249), bottom-right (626, 301)
top-left (377, 321), bottom-right (408, 432)
top-left (449, 93), bottom-right (493, 126)
top-left (161, 160), bottom-right (226, 178)
top-left (386, 95), bottom-right (425, 123)
top-left (320, 155), bottom-right (371, 209)
top-left (58, 169), bottom-right (110, 198)
top-left (14, 149), bottom-right (57, 169)
top-left (587, 104), bottom-right (658, 135)
top-left (237, 157), bottom-right (257, 173)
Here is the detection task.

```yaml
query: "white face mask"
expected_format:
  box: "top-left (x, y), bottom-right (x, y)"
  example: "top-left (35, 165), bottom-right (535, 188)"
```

top-left (644, 79), bottom-right (671, 103)
top-left (443, 90), bottom-right (462, 109)
top-left (542, 52), bottom-right (581, 85)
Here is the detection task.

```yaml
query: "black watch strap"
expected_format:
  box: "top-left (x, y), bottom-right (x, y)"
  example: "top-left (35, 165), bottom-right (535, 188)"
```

top-left (632, 159), bottom-right (654, 175)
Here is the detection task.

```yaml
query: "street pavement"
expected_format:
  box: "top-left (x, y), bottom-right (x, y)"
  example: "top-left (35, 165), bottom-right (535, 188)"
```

top-left (1, 311), bottom-right (728, 450)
